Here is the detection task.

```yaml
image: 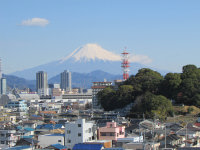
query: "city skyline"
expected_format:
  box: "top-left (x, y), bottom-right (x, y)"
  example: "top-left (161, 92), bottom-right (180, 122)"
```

top-left (1, 0), bottom-right (200, 74)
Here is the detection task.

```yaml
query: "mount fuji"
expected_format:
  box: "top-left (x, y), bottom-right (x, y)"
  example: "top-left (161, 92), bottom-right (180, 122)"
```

top-left (11, 43), bottom-right (152, 80)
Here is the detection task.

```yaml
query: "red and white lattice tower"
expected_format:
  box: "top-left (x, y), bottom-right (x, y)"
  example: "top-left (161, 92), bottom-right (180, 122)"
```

top-left (121, 48), bottom-right (130, 80)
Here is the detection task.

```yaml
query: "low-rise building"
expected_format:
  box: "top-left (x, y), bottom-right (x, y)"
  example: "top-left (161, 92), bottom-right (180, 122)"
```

top-left (98, 121), bottom-right (125, 142)
top-left (5, 100), bottom-right (28, 112)
top-left (38, 133), bottom-right (65, 148)
top-left (0, 128), bottom-right (18, 147)
top-left (65, 119), bottom-right (96, 149)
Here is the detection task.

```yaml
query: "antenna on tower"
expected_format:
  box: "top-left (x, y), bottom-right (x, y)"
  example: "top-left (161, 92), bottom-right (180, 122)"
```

top-left (121, 48), bottom-right (130, 80)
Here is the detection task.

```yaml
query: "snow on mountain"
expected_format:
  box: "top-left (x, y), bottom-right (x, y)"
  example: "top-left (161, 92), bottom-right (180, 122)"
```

top-left (60, 43), bottom-right (152, 65)
top-left (60, 43), bottom-right (121, 63)
top-left (11, 43), bottom-right (156, 80)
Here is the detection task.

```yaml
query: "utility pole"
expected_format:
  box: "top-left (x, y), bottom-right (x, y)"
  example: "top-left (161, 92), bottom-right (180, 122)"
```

top-left (165, 124), bottom-right (167, 149)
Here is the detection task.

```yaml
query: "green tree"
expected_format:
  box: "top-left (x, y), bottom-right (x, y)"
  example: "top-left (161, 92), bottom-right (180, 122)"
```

top-left (98, 85), bottom-right (134, 110)
top-left (116, 85), bottom-right (134, 108)
top-left (132, 92), bottom-right (173, 120)
top-left (178, 65), bottom-right (200, 105)
top-left (97, 87), bottom-right (116, 110)
top-left (160, 73), bottom-right (182, 100)
top-left (134, 68), bottom-right (164, 94)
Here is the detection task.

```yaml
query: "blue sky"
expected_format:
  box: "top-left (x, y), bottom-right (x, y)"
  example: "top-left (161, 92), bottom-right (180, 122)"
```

top-left (1, 0), bottom-right (200, 74)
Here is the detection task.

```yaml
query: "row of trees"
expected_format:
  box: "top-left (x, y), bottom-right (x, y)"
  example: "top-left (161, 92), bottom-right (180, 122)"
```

top-left (97, 64), bottom-right (200, 120)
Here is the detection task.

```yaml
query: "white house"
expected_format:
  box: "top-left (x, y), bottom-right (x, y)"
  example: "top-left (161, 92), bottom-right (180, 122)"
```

top-left (38, 134), bottom-right (65, 148)
top-left (65, 119), bottom-right (96, 149)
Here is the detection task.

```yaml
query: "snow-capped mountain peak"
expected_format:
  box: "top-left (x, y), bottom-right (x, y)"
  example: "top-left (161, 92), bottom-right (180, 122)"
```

top-left (60, 43), bottom-right (121, 63)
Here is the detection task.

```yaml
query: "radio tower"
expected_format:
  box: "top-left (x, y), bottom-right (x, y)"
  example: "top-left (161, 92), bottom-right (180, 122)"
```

top-left (121, 48), bottom-right (130, 80)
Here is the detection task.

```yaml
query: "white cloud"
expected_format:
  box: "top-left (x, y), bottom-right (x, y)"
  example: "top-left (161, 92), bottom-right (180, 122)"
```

top-left (129, 54), bottom-right (152, 64)
top-left (20, 18), bottom-right (49, 27)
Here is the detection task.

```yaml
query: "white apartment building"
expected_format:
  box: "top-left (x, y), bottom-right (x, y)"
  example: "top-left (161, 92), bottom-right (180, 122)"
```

top-left (0, 129), bottom-right (18, 147)
top-left (65, 119), bottom-right (96, 149)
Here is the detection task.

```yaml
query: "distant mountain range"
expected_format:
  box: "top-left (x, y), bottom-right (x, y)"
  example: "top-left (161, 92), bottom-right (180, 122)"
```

top-left (7, 43), bottom-right (169, 90)
top-left (3, 74), bottom-right (35, 90)
top-left (49, 70), bottom-right (122, 88)
top-left (5, 70), bottom-right (122, 90)
top-left (11, 43), bottom-right (153, 80)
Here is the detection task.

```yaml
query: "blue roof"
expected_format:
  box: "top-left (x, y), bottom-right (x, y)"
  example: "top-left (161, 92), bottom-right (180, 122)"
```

top-left (6, 145), bottom-right (31, 150)
top-left (24, 127), bottom-right (34, 131)
top-left (46, 133), bottom-right (64, 137)
top-left (36, 124), bottom-right (63, 130)
top-left (51, 144), bottom-right (67, 149)
top-left (73, 143), bottom-right (103, 150)
top-left (17, 126), bottom-right (22, 130)
top-left (32, 115), bottom-right (40, 117)
top-left (21, 135), bottom-right (34, 138)
top-left (104, 148), bottom-right (125, 150)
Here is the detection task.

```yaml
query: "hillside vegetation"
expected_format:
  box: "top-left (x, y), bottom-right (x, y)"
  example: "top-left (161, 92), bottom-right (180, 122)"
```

top-left (98, 64), bottom-right (200, 120)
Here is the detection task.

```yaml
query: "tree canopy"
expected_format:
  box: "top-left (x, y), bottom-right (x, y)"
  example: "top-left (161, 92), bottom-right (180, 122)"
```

top-left (132, 92), bottom-right (173, 120)
top-left (97, 64), bottom-right (200, 119)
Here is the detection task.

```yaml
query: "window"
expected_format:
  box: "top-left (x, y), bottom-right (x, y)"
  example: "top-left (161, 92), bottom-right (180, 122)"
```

top-left (1, 134), bottom-right (4, 137)
top-left (78, 133), bottom-right (81, 137)
top-left (67, 130), bottom-right (71, 134)
top-left (1, 141), bottom-right (4, 144)
top-left (101, 132), bottom-right (106, 136)
top-left (58, 140), bottom-right (61, 142)
top-left (78, 124), bottom-right (81, 127)
top-left (68, 140), bottom-right (71, 143)
top-left (88, 128), bottom-right (92, 133)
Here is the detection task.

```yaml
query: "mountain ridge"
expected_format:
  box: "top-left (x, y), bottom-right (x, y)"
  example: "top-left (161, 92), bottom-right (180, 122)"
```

top-left (5, 70), bottom-right (122, 90)
top-left (10, 43), bottom-right (159, 80)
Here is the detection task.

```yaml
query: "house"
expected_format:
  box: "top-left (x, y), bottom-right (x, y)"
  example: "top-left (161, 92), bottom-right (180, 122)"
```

top-left (15, 138), bottom-right (39, 149)
top-left (176, 124), bottom-right (200, 140)
top-left (17, 127), bottom-right (35, 138)
top-left (36, 124), bottom-right (64, 132)
top-left (122, 142), bottom-right (160, 150)
top-left (0, 128), bottom-right (18, 147)
top-left (159, 134), bottom-right (182, 149)
top-left (23, 121), bottom-right (38, 129)
top-left (116, 136), bottom-right (143, 147)
top-left (38, 133), bottom-right (65, 148)
top-left (98, 121), bottom-right (125, 142)
top-left (65, 119), bottom-right (96, 149)
top-left (166, 123), bottom-right (183, 133)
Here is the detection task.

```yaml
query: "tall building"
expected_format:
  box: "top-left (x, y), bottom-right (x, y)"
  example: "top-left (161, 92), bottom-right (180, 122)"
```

top-left (60, 70), bottom-right (72, 92)
top-left (92, 81), bottom-right (112, 109)
top-left (1, 78), bottom-right (6, 95)
top-left (0, 58), bottom-right (2, 95)
top-left (36, 71), bottom-right (48, 96)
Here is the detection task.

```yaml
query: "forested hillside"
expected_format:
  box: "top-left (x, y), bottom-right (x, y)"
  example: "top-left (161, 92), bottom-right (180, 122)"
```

top-left (98, 64), bottom-right (200, 120)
